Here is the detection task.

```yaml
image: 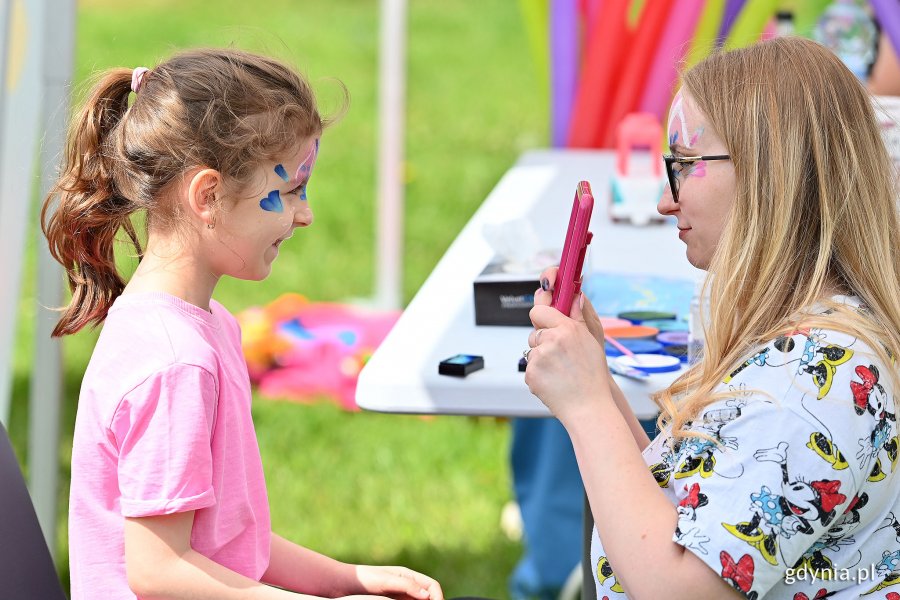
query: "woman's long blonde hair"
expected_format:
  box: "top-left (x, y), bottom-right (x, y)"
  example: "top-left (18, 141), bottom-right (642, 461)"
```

top-left (654, 37), bottom-right (900, 438)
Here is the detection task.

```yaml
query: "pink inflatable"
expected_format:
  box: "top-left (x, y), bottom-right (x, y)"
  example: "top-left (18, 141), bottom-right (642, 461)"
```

top-left (600, 0), bottom-right (673, 147)
top-left (567, 0), bottom-right (631, 147)
top-left (238, 294), bottom-right (400, 410)
top-left (637, 0), bottom-right (705, 124)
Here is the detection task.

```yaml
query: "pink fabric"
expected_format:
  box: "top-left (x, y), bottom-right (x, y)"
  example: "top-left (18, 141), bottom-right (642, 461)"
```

top-left (68, 292), bottom-right (271, 599)
top-left (238, 294), bottom-right (400, 410)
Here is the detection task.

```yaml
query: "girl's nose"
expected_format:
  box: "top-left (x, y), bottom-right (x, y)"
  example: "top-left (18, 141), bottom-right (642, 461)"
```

top-left (294, 202), bottom-right (313, 227)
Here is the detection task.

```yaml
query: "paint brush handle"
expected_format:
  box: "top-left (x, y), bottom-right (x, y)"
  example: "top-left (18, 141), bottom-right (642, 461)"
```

top-left (605, 333), bottom-right (648, 365)
top-left (608, 361), bottom-right (650, 380)
top-left (605, 334), bottom-right (635, 357)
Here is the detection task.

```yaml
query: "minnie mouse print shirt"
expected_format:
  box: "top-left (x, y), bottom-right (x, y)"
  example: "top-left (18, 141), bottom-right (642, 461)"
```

top-left (591, 296), bottom-right (900, 599)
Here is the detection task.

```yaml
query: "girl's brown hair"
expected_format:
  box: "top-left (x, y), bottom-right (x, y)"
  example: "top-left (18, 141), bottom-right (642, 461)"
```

top-left (42, 48), bottom-right (331, 336)
top-left (654, 36), bottom-right (900, 438)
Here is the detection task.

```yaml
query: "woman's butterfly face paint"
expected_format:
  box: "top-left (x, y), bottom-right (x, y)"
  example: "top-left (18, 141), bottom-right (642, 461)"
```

top-left (262, 138), bottom-right (320, 213)
top-left (668, 91), bottom-right (706, 151)
top-left (668, 91), bottom-right (708, 180)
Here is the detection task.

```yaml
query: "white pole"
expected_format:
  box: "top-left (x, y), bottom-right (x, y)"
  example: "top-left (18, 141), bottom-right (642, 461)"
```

top-left (0, 0), bottom-right (47, 424)
top-left (0, 0), bottom-right (10, 144)
top-left (374, 0), bottom-right (407, 310)
top-left (29, 0), bottom-right (73, 554)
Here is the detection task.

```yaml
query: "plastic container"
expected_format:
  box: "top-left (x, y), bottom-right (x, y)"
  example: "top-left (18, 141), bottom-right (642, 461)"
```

top-left (813, 0), bottom-right (878, 80)
top-left (688, 280), bottom-right (708, 365)
top-left (615, 354), bottom-right (682, 373)
top-left (604, 339), bottom-right (664, 357)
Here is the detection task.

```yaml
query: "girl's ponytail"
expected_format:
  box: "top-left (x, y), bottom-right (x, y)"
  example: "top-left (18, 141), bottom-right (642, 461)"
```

top-left (41, 68), bottom-right (142, 337)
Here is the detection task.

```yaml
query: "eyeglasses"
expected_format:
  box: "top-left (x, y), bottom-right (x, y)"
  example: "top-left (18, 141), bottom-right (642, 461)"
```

top-left (663, 154), bottom-right (730, 203)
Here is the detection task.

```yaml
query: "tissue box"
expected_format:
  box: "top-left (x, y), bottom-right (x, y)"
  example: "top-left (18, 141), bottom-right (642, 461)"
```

top-left (473, 261), bottom-right (540, 326)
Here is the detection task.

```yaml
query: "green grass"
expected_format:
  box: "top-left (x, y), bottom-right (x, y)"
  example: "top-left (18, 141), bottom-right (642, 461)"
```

top-left (10, 0), bottom-right (546, 597)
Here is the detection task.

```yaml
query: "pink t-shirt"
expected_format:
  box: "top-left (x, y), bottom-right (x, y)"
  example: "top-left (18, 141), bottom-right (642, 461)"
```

top-left (68, 292), bottom-right (271, 599)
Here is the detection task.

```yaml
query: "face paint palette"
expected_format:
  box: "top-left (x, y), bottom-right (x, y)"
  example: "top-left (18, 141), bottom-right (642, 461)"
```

top-left (656, 331), bottom-right (690, 346)
top-left (603, 325), bottom-right (659, 340)
top-left (604, 339), bottom-right (664, 357)
top-left (617, 310), bottom-right (677, 323)
top-left (640, 319), bottom-right (689, 332)
top-left (662, 344), bottom-right (689, 362)
top-left (439, 354), bottom-right (484, 377)
top-left (598, 317), bottom-right (633, 329)
top-left (615, 354), bottom-right (681, 374)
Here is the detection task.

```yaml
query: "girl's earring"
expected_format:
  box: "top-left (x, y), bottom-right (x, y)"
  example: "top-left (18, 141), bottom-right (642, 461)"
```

top-left (206, 192), bottom-right (217, 229)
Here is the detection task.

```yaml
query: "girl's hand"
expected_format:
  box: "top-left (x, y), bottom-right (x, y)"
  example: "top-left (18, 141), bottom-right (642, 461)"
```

top-left (526, 268), bottom-right (612, 423)
top-left (349, 565), bottom-right (444, 600)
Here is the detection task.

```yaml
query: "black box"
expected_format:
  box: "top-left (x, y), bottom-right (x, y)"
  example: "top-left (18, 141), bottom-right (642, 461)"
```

top-left (438, 354), bottom-right (485, 377)
top-left (473, 261), bottom-right (540, 326)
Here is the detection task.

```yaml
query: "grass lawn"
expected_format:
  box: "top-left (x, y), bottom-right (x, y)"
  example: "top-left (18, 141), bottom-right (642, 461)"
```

top-left (9, 0), bottom-right (547, 597)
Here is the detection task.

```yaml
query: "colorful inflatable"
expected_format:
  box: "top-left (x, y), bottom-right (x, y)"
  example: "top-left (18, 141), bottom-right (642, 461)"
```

top-left (533, 0), bottom-right (863, 149)
top-left (237, 294), bottom-right (400, 410)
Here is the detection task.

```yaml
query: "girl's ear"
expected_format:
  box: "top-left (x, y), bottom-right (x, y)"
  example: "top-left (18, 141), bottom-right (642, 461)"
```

top-left (186, 168), bottom-right (222, 227)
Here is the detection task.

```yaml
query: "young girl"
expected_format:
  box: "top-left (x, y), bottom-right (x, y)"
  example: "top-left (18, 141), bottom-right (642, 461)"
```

top-left (524, 37), bottom-right (900, 599)
top-left (42, 48), bottom-right (443, 600)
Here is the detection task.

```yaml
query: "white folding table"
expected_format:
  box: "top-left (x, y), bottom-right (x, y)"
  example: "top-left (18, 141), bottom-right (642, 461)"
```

top-left (357, 149), bottom-right (702, 419)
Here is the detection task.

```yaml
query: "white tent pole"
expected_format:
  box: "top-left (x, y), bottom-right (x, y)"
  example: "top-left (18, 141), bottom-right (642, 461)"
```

top-left (0, 0), bottom-right (10, 145)
top-left (374, 0), bottom-right (407, 310)
top-left (0, 0), bottom-right (18, 424)
top-left (0, 0), bottom-right (48, 425)
top-left (29, 0), bottom-right (73, 554)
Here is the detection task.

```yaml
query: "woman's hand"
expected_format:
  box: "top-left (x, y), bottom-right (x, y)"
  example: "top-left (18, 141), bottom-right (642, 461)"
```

top-left (532, 267), bottom-right (606, 345)
top-left (345, 565), bottom-right (444, 600)
top-left (525, 267), bottom-right (612, 423)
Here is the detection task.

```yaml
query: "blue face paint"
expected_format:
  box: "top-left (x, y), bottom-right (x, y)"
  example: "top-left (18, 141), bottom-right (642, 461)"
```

top-left (669, 130), bottom-right (679, 147)
top-left (274, 164), bottom-right (290, 182)
top-left (259, 189), bottom-right (284, 213)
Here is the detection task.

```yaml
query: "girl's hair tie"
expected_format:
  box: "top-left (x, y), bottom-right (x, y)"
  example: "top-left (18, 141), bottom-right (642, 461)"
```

top-left (131, 67), bottom-right (150, 93)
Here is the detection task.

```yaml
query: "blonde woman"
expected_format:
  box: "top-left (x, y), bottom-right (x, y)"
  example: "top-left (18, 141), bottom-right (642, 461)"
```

top-left (524, 37), bottom-right (900, 599)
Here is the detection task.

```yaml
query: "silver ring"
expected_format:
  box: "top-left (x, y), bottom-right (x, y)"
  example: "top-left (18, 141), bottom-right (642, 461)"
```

top-left (523, 348), bottom-right (532, 362)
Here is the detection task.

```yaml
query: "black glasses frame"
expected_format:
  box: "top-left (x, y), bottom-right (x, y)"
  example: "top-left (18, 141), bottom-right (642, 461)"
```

top-left (663, 154), bottom-right (730, 203)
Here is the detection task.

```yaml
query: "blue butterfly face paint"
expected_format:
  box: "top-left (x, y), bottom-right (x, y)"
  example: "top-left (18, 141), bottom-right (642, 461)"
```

top-left (259, 138), bottom-right (320, 214)
top-left (259, 189), bottom-right (284, 213)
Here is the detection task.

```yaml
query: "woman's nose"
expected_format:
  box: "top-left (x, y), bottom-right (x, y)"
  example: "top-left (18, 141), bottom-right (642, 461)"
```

top-left (658, 184), bottom-right (678, 217)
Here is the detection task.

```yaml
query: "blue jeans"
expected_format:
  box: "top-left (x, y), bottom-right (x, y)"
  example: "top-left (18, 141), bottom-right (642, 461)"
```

top-left (509, 416), bottom-right (658, 600)
top-left (509, 418), bottom-right (582, 600)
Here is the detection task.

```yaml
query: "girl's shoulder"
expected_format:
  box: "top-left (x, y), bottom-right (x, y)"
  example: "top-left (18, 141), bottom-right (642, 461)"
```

top-left (90, 293), bottom-right (233, 380)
